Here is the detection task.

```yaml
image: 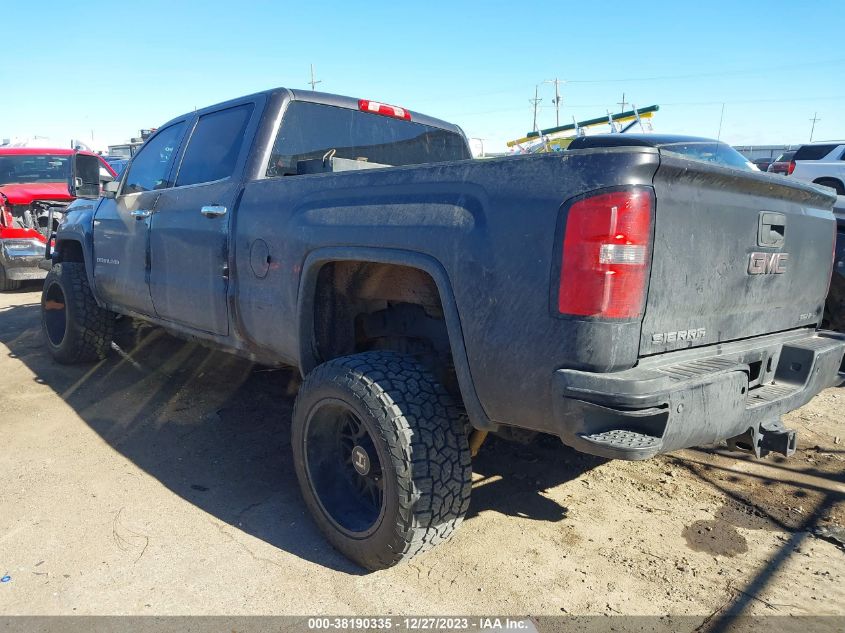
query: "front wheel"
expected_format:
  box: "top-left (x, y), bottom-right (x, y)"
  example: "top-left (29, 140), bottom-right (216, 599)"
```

top-left (0, 264), bottom-right (21, 292)
top-left (292, 351), bottom-right (472, 570)
top-left (41, 262), bottom-right (115, 364)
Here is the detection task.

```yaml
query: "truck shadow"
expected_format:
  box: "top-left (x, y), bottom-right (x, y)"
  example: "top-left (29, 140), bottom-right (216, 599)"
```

top-left (0, 301), bottom-right (598, 572)
top-left (469, 434), bottom-right (605, 522)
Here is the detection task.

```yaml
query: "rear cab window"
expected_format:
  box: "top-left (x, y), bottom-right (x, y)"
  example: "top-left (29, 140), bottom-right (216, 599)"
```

top-left (266, 101), bottom-right (471, 177)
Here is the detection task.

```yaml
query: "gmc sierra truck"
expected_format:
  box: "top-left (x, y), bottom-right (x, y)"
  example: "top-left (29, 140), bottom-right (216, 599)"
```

top-left (42, 88), bottom-right (845, 570)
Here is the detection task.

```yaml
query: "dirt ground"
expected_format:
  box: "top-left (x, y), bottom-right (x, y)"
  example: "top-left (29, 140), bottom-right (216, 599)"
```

top-left (0, 284), bottom-right (843, 625)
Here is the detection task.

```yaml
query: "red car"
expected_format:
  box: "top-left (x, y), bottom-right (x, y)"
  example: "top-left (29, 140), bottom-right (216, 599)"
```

top-left (767, 150), bottom-right (797, 175)
top-left (0, 148), bottom-right (115, 290)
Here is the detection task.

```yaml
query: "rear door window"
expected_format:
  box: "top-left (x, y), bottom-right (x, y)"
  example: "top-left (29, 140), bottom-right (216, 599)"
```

top-left (794, 144), bottom-right (837, 161)
top-left (123, 123), bottom-right (186, 194)
top-left (266, 101), bottom-right (470, 177)
top-left (176, 104), bottom-right (254, 187)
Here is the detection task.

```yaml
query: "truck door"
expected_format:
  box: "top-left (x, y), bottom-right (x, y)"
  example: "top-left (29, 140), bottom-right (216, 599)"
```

top-left (92, 121), bottom-right (187, 315)
top-left (148, 103), bottom-right (256, 336)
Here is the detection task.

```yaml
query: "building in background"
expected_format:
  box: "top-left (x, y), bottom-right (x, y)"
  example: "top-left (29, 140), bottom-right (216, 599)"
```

top-left (733, 144), bottom-right (798, 161)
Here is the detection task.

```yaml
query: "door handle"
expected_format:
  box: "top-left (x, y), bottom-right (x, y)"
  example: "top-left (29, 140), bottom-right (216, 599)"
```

top-left (201, 205), bottom-right (228, 218)
top-left (130, 209), bottom-right (153, 219)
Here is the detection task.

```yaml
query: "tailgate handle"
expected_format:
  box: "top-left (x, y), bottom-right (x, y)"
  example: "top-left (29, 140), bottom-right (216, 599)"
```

top-left (758, 212), bottom-right (786, 248)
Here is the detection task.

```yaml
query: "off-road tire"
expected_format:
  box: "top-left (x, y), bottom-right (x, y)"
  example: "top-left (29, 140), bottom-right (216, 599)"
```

top-left (0, 264), bottom-right (21, 292)
top-left (292, 351), bottom-right (472, 570)
top-left (41, 262), bottom-right (114, 364)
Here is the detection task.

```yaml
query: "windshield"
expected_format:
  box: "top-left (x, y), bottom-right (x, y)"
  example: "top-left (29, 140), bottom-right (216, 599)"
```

top-left (0, 154), bottom-right (71, 185)
top-left (658, 142), bottom-right (753, 171)
top-left (775, 151), bottom-right (796, 162)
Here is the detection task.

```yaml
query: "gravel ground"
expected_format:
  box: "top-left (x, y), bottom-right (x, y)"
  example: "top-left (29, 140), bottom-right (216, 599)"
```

top-left (0, 284), bottom-right (843, 626)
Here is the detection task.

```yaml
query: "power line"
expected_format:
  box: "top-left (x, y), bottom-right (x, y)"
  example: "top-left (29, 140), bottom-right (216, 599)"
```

top-left (405, 58), bottom-right (845, 109)
top-left (564, 57), bottom-right (845, 84)
top-left (440, 94), bottom-right (845, 119)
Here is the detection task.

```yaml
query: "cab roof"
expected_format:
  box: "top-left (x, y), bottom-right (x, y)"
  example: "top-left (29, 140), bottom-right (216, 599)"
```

top-left (0, 147), bottom-right (76, 155)
top-left (0, 147), bottom-right (101, 157)
top-left (157, 87), bottom-right (466, 139)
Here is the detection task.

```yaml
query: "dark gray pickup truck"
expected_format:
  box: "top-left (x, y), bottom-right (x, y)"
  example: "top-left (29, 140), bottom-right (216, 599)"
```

top-left (42, 88), bottom-right (845, 569)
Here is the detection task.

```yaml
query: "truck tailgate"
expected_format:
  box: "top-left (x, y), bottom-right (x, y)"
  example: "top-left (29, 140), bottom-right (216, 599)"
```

top-left (642, 154), bottom-right (837, 355)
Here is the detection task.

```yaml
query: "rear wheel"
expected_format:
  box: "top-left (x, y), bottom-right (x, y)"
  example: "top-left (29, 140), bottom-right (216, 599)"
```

top-left (292, 351), bottom-right (472, 570)
top-left (0, 264), bottom-right (21, 292)
top-left (41, 262), bottom-right (114, 364)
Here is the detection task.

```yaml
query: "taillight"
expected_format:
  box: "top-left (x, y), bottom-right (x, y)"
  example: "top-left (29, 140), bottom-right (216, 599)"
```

top-left (557, 188), bottom-right (654, 319)
top-left (358, 99), bottom-right (412, 120)
top-left (787, 161), bottom-right (796, 175)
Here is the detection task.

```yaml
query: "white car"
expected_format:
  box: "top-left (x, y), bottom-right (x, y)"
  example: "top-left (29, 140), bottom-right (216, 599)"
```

top-left (789, 141), bottom-right (845, 195)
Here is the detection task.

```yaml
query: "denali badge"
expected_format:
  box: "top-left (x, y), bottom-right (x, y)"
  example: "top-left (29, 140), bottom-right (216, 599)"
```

top-left (652, 328), bottom-right (706, 344)
top-left (748, 252), bottom-right (788, 275)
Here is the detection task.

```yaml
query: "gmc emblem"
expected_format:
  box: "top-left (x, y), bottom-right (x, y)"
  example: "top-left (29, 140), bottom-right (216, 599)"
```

top-left (748, 252), bottom-right (788, 275)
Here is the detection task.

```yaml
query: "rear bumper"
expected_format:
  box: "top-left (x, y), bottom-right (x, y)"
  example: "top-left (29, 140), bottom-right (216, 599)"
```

top-left (553, 329), bottom-right (845, 460)
top-left (0, 240), bottom-right (48, 281)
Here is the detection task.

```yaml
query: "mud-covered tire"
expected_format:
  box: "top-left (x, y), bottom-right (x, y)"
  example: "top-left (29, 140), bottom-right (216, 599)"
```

top-left (0, 264), bottom-right (21, 292)
top-left (292, 351), bottom-right (472, 570)
top-left (41, 262), bottom-right (114, 364)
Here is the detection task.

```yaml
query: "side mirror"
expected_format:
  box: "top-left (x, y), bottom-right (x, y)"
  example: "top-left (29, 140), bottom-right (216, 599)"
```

top-left (67, 153), bottom-right (103, 199)
top-left (102, 180), bottom-right (120, 199)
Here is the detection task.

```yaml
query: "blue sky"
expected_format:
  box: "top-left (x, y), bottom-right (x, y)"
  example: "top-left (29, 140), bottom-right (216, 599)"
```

top-left (3, 0), bottom-right (843, 153)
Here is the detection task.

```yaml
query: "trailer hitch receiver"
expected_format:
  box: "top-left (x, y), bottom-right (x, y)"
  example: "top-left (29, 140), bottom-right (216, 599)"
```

top-left (727, 419), bottom-right (797, 458)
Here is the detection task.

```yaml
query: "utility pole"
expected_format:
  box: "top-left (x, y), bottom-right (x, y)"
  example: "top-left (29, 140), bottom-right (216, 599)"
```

top-left (544, 78), bottom-right (564, 128)
top-left (809, 112), bottom-right (820, 141)
top-left (529, 85), bottom-right (542, 132)
top-left (617, 93), bottom-right (628, 113)
top-left (309, 64), bottom-right (322, 91)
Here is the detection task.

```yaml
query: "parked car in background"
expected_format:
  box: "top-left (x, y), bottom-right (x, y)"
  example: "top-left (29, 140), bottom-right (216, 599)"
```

top-left (751, 157), bottom-right (773, 172)
top-left (104, 156), bottom-right (130, 177)
top-left (767, 150), bottom-right (796, 175)
top-left (0, 148), bottom-right (115, 290)
top-left (788, 141), bottom-right (845, 194)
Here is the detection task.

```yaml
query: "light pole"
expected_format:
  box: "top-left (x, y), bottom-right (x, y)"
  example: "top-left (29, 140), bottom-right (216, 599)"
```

top-left (469, 138), bottom-right (486, 158)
